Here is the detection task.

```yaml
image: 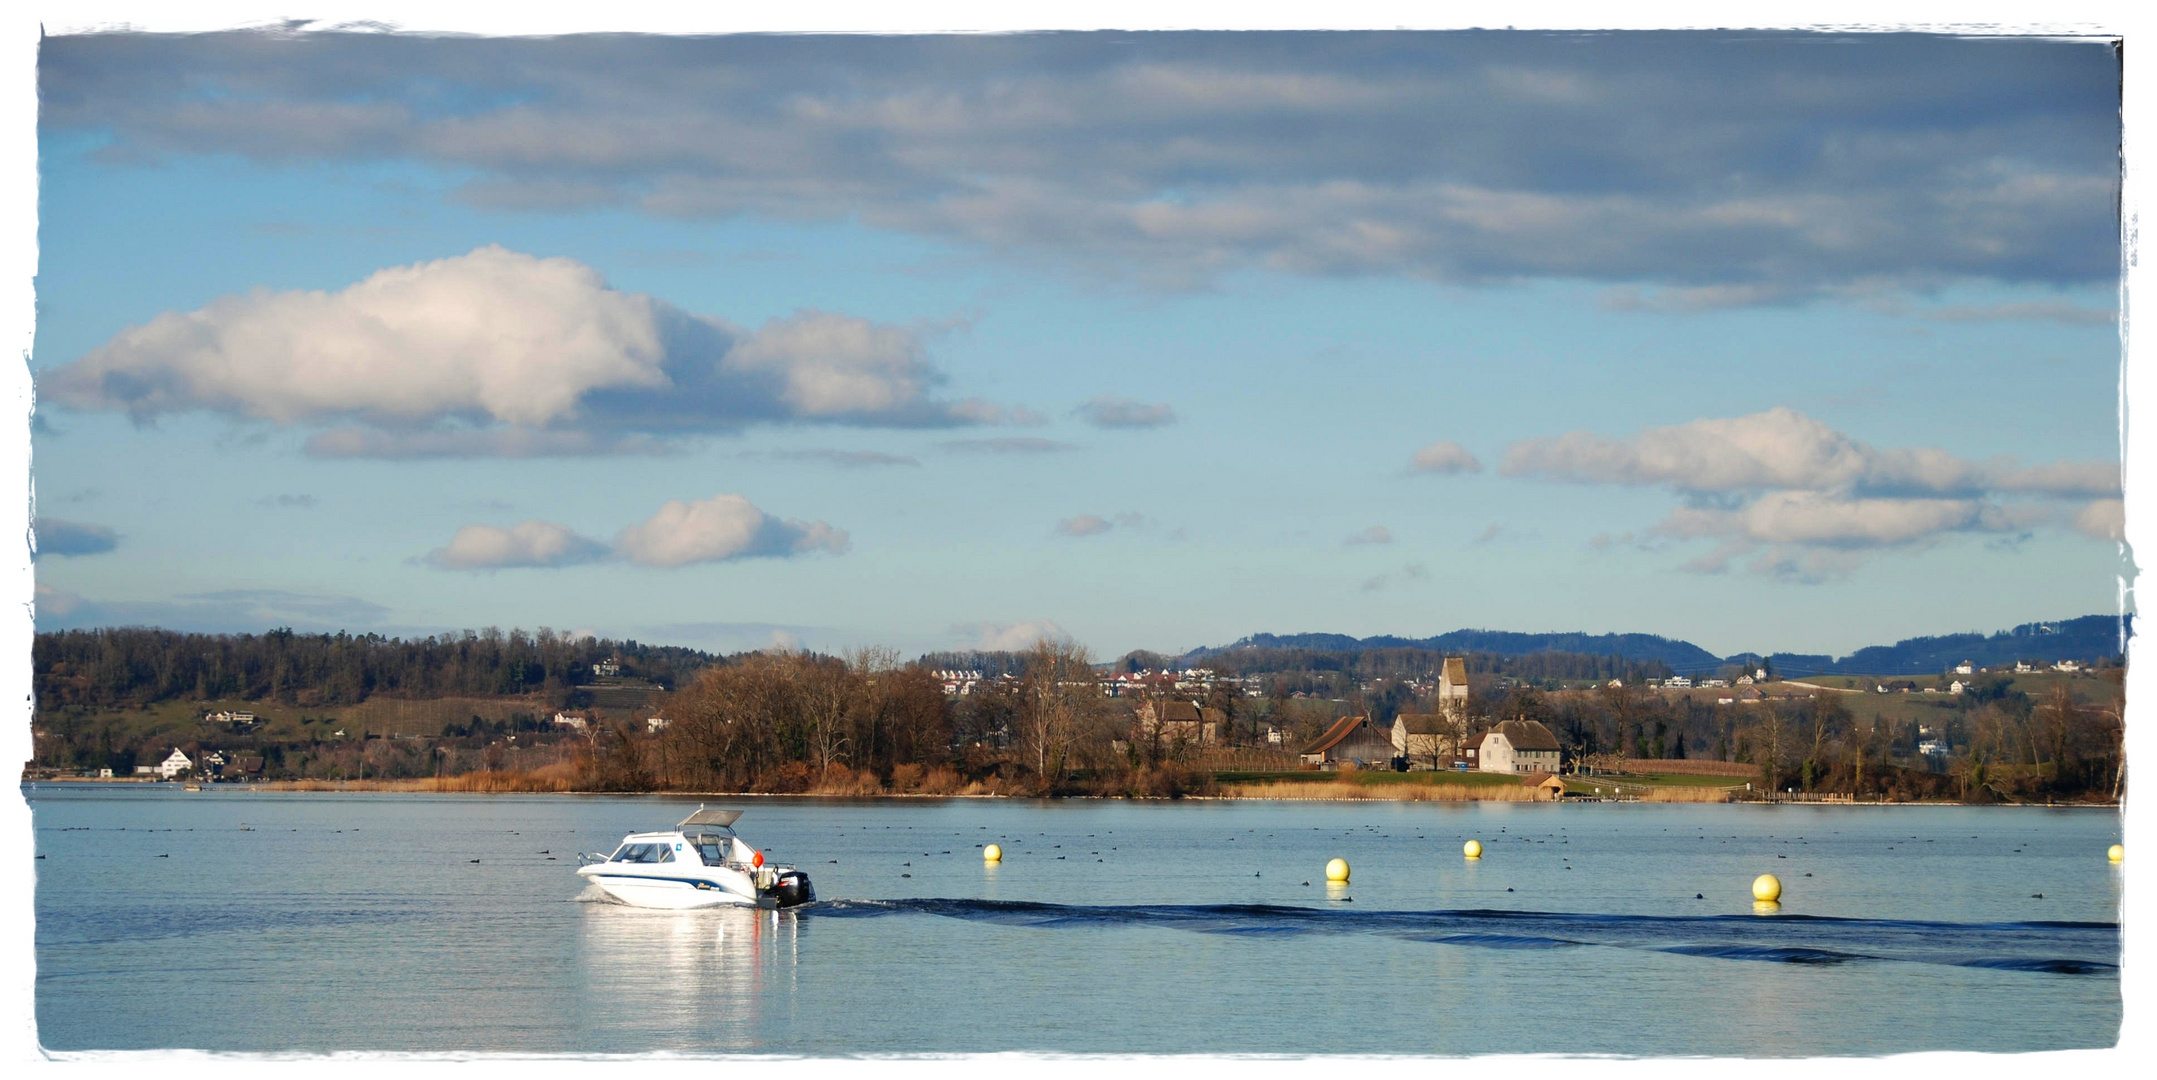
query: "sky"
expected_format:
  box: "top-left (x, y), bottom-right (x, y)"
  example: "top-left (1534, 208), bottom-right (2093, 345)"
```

top-left (23, 28), bottom-right (2132, 661)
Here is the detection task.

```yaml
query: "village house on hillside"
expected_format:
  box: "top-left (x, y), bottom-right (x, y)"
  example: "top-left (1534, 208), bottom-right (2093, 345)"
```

top-left (156, 747), bottom-right (193, 780)
top-left (1478, 719), bottom-right (1563, 774)
top-left (1301, 715), bottom-right (1396, 768)
top-left (1133, 699), bottom-right (1223, 746)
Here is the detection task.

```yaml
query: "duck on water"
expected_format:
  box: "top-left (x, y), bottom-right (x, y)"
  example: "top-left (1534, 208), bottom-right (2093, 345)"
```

top-left (576, 807), bottom-right (814, 910)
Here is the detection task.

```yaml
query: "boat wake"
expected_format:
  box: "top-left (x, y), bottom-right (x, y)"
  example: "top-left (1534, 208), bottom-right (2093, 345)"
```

top-left (809, 899), bottom-right (2118, 975)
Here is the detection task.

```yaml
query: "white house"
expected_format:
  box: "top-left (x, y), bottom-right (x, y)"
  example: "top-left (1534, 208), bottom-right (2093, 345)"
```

top-left (2053, 660), bottom-right (2084, 673)
top-left (1950, 680), bottom-right (1970, 694)
top-left (592, 658), bottom-right (621, 678)
top-left (646, 716), bottom-right (670, 733)
top-left (553, 712), bottom-right (590, 732)
top-left (1954, 660), bottom-right (1975, 675)
top-left (1666, 676), bottom-right (1693, 689)
top-left (1477, 720), bottom-right (1562, 774)
top-left (156, 748), bottom-right (194, 780)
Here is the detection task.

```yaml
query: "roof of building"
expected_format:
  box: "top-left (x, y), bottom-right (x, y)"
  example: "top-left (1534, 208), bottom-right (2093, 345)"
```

top-left (1485, 719), bottom-right (1561, 752)
top-left (1394, 713), bottom-right (1450, 735)
top-left (1148, 701), bottom-right (1204, 723)
top-left (1524, 770), bottom-right (1563, 788)
top-left (1301, 715), bottom-right (1374, 756)
top-left (1442, 657), bottom-right (1468, 685)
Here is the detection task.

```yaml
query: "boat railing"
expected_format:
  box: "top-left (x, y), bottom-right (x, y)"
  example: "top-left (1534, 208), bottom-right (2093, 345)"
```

top-left (576, 851), bottom-right (612, 867)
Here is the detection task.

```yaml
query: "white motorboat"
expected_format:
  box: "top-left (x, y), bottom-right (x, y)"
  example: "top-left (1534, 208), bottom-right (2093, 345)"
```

top-left (576, 807), bottom-right (815, 910)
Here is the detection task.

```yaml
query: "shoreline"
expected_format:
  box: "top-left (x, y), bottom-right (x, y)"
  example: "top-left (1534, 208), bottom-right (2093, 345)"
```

top-left (20, 776), bottom-right (2118, 808)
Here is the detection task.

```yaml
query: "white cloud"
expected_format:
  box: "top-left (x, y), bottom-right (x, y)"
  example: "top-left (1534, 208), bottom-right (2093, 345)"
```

top-left (614, 493), bottom-right (849, 568)
top-left (964, 619), bottom-right (1070, 651)
top-left (1057, 514), bottom-right (1114, 537)
top-left (1501, 407), bottom-right (2117, 498)
top-left (48, 246), bottom-right (671, 428)
top-left (1408, 440), bottom-right (1483, 475)
top-left (42, 246), bottom-right (996, 457)
top-left (2074, 498), bottom-right (2126, 541)
top-left (1504, 407), bottom-right (2119, 579)
top-left (1076, 394), bottom-right (1177, 429)
top-left (423, 520), bottom-right (609, 571)
top-left (1344, 525), bottom-right (1394, 546)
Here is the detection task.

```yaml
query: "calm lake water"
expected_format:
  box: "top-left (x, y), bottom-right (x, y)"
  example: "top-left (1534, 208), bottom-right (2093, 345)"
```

top-left (27, 784), bottom-right (2124, 1056)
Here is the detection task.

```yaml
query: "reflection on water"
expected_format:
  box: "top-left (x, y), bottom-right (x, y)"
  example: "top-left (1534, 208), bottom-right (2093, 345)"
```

top-left (575, 889), bottom-right (799, 1050)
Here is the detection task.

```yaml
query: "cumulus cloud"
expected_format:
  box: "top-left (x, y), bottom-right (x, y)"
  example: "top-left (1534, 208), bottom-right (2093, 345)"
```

top-left (1408, 440), bottom-right (1482, 475)
top-left (1502, 407), bottom-right (2117, 498)
top-left (423, 520), bottom-right (610, 570)
top-left (2074, 498), bottom-right (2126, 541)
top-left (1344, 525), bottom-right (1394, 546)
top-left (1057, 514), bottom-right (1114, 537)
top-left (1504, 407), bottom-right (2119, 579)
top-left (33, 518), bottom-right (118, 557)
top-left (1076, 394), bottom-right (1177, 429)
top-left (963, 619), bottom-right (1071, 651)
top-left (39, 246), bottom-right (1006, 457)
top-left (37, 34), bottom-right (2117, 299)
top-left (423, 494), bottom-right (847, 571)
top-left (614, 493), bottom-right (849, 568)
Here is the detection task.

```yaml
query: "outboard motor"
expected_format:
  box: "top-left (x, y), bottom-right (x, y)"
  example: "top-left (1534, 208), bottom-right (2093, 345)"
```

top-left (774, 870), bottom-right (815, 907)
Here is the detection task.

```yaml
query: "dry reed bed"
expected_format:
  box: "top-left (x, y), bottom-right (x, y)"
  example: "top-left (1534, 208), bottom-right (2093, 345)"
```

top-left (1220, 781), bottom-right (1543, 801)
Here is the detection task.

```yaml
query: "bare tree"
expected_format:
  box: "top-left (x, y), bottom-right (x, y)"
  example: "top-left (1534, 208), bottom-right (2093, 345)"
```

top-left (1018, 638), bottom-right (1102, 786)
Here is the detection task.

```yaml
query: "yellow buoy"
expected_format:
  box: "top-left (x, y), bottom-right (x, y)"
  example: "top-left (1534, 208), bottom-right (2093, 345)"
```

top-left (1325, 857), bottom-right (1350, 882)
top-left (1753, 873), bottom-right (1782, 902)
top-left (983, 844), bottom-right (1002, 862)
top-left (2109, 844), bottom-right (2124, 863)
top-left (1463, 839), bottom-right (1483, 859)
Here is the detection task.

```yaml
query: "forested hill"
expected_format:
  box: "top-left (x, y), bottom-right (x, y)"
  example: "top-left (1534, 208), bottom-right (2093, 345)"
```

top-left (1186, 615), bottom-right (2129, 677)
top-left (34, 627), bottom-right (723, 710)
top-left (1759, 614), bottom-right (2131, 677)
top-left (1191, 630), bottom-right (1721, 669)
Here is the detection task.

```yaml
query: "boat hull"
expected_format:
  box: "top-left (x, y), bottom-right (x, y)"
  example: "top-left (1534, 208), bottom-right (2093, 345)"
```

top-left (580, 872), bottom-right (767, 909)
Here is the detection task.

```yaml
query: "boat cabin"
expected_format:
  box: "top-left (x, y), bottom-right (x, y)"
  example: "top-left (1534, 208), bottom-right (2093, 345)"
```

top-left (602, 808), bottom-right (761, 869)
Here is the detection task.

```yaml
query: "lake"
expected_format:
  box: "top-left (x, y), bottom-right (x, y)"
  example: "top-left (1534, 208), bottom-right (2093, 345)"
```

top-left (26, 784), bottom-right (2124, 1056)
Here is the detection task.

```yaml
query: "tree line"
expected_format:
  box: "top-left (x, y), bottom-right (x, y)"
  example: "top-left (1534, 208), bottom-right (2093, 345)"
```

top-left (33, 627), bottom-right (720, 709)
top-left (1498, 676), bottom-right (2124, 803)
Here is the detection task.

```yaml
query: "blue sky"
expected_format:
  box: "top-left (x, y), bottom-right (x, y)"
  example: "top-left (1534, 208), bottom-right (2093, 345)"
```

top-left (27, 30), bottom-right (2129, 660)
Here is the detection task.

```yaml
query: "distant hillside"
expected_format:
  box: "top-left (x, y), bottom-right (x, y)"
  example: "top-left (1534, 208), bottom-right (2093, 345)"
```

top-left (1190, 629), bottom-right (1720, 669)
top-left (1759, 615), bottom-right (2131, 677)
top-left (1183, 615), bottom-right (2129, 678)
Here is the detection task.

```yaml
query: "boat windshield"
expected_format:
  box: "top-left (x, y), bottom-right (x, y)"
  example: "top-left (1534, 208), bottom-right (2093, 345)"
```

top-left (608, 842), bottom-right (675, 864)
top-left (684, 831), bottom-right (735, 865)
